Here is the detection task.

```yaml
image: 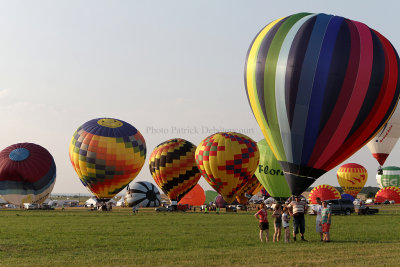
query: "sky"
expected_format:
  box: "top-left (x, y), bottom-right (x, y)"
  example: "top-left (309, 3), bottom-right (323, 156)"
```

top-left (0, 0), bottom-right (399, 195)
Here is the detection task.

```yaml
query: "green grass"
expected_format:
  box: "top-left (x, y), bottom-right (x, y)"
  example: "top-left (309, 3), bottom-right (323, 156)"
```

top-left (0, 206), bottom-right (399, 266)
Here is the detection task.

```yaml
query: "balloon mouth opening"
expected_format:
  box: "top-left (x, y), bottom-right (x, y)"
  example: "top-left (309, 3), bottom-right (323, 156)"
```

top-left (279, 161), bottom-right (326, 196)
top-left (9, 148), bottom-right (30, 162)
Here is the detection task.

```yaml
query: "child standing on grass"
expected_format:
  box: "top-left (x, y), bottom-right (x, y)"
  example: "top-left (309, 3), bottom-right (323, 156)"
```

top-left (254, 203), bottom-right (269, 242)
top-left (272, 204), bottom-right (282, 242)
top-left (282, 206), bottom-right (290, 243)
top-left (321, 201), bottom-right (332, 242)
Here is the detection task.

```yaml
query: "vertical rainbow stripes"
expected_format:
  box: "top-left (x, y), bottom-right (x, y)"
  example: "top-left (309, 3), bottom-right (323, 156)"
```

top-left (245, 13), bottom-right (400, 195)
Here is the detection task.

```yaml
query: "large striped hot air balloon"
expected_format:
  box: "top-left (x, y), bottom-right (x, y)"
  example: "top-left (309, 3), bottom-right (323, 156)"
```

top-left (195, 132), bottom-right (259, 203)
top-left (374, 186), bottom-right (400, 203)
top-left (337, 163), bottom-right (368, 197)
top-left (149, 138), bottom-right (201, 202)
top-left (308, 184), bottom-right (341, 204)
top-left (0, 143), bottom-right (56, 205)
top-left (255, 139), bottom-right (291, 201)
top-left (69, 118), bottom-right (146, 202)
top-left (376, 166), bottom-right (400, 188)
top-left (245, 12), bottom-right (400, 196)
top-left (367, 107), bottom-right (400, 166)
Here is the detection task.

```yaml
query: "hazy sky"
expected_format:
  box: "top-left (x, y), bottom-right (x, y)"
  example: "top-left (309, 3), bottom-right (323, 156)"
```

top-left (0, 1), bottom-right (399, 194)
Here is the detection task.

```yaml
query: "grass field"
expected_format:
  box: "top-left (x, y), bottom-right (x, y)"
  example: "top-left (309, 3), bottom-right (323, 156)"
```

top-left (0, 206), bottom-right (399, 267)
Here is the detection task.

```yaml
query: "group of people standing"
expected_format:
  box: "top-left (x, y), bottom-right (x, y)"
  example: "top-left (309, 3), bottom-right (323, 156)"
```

top-left (254, 195), bottom-right (332, 243)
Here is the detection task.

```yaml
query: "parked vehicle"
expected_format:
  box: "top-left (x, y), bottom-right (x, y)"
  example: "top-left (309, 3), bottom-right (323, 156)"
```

top-left (155, 206), bottom-right (172, 212)
top-left (326, 199), bottom-right (354, 215)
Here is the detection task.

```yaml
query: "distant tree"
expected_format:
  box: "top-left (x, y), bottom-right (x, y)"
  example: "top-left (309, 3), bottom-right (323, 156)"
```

top-left (366, 191), bottom-right (375, 199)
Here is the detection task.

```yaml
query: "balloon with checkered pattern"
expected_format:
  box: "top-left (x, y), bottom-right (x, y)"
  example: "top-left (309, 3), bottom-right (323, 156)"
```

top-left (149, 138), bottom-right (201, 202)
top-left (195, 132), bottom-right (260, 204)
top-left (69, 118), bottom-right (146, 202)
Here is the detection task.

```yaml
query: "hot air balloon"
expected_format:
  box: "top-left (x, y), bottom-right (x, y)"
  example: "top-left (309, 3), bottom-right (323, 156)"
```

top-left (195, 132), bottom-right (259, 203)
top-left (376, 166), bottom-right (400, 188)
top-left (367, 106), bottom-right (400, 166)
top-left (255, 139), bottom-right (291, 201)
top-left (245, 12), bottom-right (400, 196)
top-left (0, 143), bottom-right (56, 206)
top-left (149, 138), bottom-right (201, 202)
top-left (215, 194), bottom-right (227, 208)
top-left (69, 118), bottom-right (146, 202)
top-left (374, 186), bottom-right (400, 203)
top-left (124, 181), bottom-right (160, 207)
top-left (308, 184), bottom-right (341, 204)
top-left (179, 184), bottom-right (205, 206)
top-left (337, 163), bottom-right (368, 197)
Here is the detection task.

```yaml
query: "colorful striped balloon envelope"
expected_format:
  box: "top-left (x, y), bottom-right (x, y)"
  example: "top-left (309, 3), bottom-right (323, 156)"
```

top-left (149, 138), bottom-right (201, 202)
top-left (308, 184), bottom-right (341, 204)
top-left (69, 118), bottom-right (146, 202)
top-left (245, 12), bottom-right (400, 196)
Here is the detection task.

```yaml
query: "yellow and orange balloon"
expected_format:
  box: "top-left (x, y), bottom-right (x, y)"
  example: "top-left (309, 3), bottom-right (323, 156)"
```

top-left (337, 163), bottom-right (368, 198)
top-left (149, 138), bottom-right (201, 202)
top-left (195, 132), bottom-right (259, 203)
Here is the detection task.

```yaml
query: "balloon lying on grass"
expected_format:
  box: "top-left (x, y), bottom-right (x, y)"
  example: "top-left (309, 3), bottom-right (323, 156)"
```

top-left (195, 132), bottom-right (259, 203)
top-left (69, 118), bottom-right (146, 202)
top-left (376, 166), bottom-right (400, 188)
top-left (255, 139), bottom-right (291, 201)
top-left (245, 12), bottom-right (400, 196)
top-left (179, 184), bottom-right (205, 206)
top-left (149, 138), bottom-right (201, 202)
top-left (374, 186), bottom-right (400, 203)
top-left (367, 106), bottom-right (400, 166)
top-left (337, 163), bottom-right (368, 197)
top-left (0, 143), bottom-right (56, 206)
top-left (125, 181), bottom-right (160, 207)
top-left (308, 184), bottom-right (341, 204)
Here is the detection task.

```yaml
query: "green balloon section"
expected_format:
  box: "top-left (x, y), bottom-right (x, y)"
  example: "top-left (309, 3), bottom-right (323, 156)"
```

top-left (204, 190), bottom-right (218, 205)
top-left (255, 139), bottom-right (291, 201)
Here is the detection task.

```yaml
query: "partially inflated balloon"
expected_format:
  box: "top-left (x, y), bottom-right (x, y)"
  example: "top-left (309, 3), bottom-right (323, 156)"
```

top-left (337, 163), bottom-right (368, 197)
top-left (179, 184), bottom-right (205, 206)
top-left (341, 194), bottom-right (355, 201)
top-left (69, 118), bottom-right (146, 201)
top-left (124, 181), bottom-right (160, 207)
top-left (374, 186), bottom-right (400, 203)
top-left (376, 166), bottom-right (400, 188)
top-left (367, 107), bottom-right (400, 166)
top-left (245, 12), bottom-right (400, 195)
top-left (255, 139), bottom-right (291, 201)
top-left (195, 132), bottom-right (259, 203)
top-left (149, 138), bottom-right (201, 202)
top-left (0, 143), bottom-right (56, 205)
top-left (308, 184), bottom-right (341, 204)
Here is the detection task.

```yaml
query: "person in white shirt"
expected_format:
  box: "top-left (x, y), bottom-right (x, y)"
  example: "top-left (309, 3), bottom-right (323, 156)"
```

top-left (313, 197), bottom-right (323, 241)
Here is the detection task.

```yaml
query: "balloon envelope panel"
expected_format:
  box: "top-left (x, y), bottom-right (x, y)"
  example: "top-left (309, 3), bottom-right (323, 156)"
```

top-left (374, 186), bottom-right (400, 203)
top-left (341, 194), bottom-right (355, 202)
top-left (195, 132), bottom-right (259, 203)
top-left (149, 138), bottom-right (201, 202)
top-left (125, 181), bottom-right (160, 207)
top-left (308, 184), bottom-right (341, 204)
top-left (255, 139), bottom-right (291, 201)
top-left (178, 184), bottom-right (205, 206)
top-left (0, 143), bottom-right (56, 205)
top-left (376, 166), bottom-right (400, 188)
top-left (69, 118), bottom-right (146, 201)
top-left (245, 12), bottom-right (400, 196)
top-left (337, 163), bottom-right (368, 197)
